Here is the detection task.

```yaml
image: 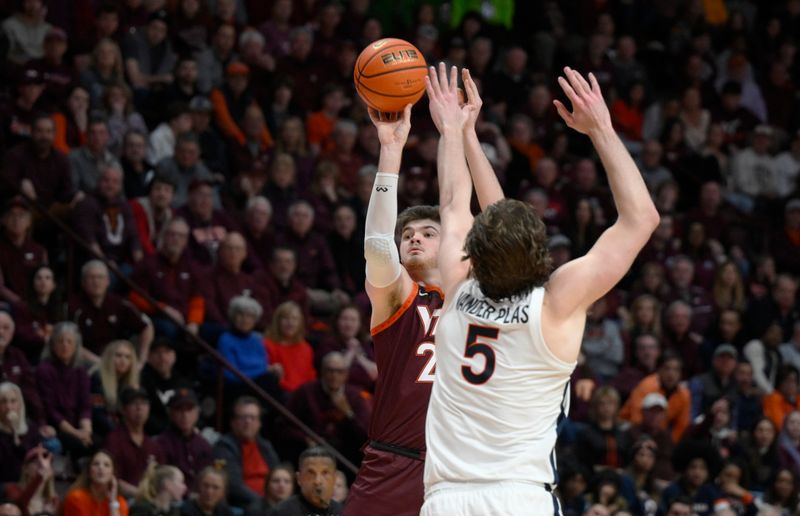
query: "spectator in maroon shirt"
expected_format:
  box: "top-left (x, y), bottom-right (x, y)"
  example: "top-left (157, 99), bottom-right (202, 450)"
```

top-left (277, 200), bottom-right (348, 315)
top-left (176, 179), bottom-right (238, 266)
top-left (746, 274), bottom-right (800, 342)
top-left (638, 214), bottom-right (681, 268)
top-left (771, 199), bottom-right (800, 276)
top-left (0, 312), bottom-right (45, 425)
top-left (613, 333), bottom-right (661, 401)
top-left (28, 27), bottom-right (76, 112)
top-left (262, 153), bottom-right (302, 233)
top-left (275, 27), bottom-right (333, 114)
top-left (204, 232), bottom-right (271, 329)
top-left (1, 114), bottom-right (79, 209)
top-left (129, 218), bottom-right (206, 342)
top-left (662, 300), bottom-right (704, 378)
top-left (258, 247), bottom-right (311, 325)
top-left (665, 255), bottom-right (715, 334)
top-left (397, 165), bottom-right (434, 213)
top-left (35, 322), bottom-right (94, 463)
top-left (712, 81), bottom-right (759, 151)
top-left (73, 165), bottom-right (143, 270)
top-left (156, 388), bottom-right (212, 491)
top-left (258, 0), bottom-right (292, 59)
top-left (69, 260), bottom-right (153, 362)
top-left (285, 352), bottom-right (370, 470)
top-left (327, 204), bottom-right (365, 297)
top-left (229, 104), bottom-right (272, 184)
top-left (306, 160), bottom-right (350, 236)
top-left (683, 181), bottom-right (736, 246)
top-left (241, 196), bottom-right (275, 270)
top-left (0, 198), bottom-right (47, 307)
top-left (319, 120), bottom-right (363, 196)
top-left (562, 158), bottom-right (613, 225)
top-left (0, 69), bottom-right (47, 149)
top-left (105, 387), bottom-right (164, 498)
top-left (130, 172), bottom-right (176, 256)
top-left (11, 265), bottom-right (67, 361)
top-left (314, 305), bottom-right (376, 394)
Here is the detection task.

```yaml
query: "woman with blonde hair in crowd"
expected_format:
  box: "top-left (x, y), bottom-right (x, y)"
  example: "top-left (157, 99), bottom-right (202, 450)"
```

top-left (273, 116), bottom-right (315, 191)
top-left (103, 82), bottom-right (147, 156)
top-left (712, 260), bottom-right (747, 313)
top-left (129, 463), bottom-right (186, 516)
top-left (90, 340), bottom-right (140, 438)
top-left (263, 301), bottom-right (316, 393)
top-left (80, 38), bottom-right (125, 108)
top-left (3, 444), bottom-right (60, 515)
top-left (62, 449), bottom-right (128, 516)
top-left (624, 294), bottom-right (663, 341)
top-left (180, 464), bottom-right (233, 516)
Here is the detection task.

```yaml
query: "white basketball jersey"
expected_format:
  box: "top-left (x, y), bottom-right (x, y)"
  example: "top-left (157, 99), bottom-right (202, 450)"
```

top-left (424, 279), bottom-right (577, 490)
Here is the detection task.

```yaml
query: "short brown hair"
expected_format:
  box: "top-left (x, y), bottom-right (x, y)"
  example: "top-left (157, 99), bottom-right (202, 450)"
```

top-left (464, 199), bottom-right (551, 301)
top-left (396, 205), bottom-right (440, 234)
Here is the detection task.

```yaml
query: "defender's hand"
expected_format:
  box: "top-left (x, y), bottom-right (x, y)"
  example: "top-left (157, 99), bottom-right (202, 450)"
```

top-left (462, 68), bottom-right (482, 133)
top-left (425, 63), bottom-right (474, 134)
top-left (553, 67), bottom-right (612, 138)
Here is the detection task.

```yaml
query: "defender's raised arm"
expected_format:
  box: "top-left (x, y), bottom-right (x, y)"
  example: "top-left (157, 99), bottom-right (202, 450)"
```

top-left (546, 67), bottom-right (659, 325)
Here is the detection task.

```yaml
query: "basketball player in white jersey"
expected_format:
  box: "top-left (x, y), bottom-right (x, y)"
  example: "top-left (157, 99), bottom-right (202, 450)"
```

top-left (420, 64), bottom-right (660, 514)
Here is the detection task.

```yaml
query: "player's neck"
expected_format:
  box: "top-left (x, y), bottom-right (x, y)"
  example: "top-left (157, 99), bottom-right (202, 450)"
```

top-left (411, 268), bottom-right (441, 290)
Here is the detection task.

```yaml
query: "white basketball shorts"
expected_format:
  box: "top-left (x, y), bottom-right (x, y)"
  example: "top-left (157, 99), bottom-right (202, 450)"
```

top-left (420, 480), bottom-right (562, 516)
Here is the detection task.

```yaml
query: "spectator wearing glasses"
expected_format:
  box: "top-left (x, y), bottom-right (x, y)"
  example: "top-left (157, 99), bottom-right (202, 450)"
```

top-left (212, 397), bottom-right (279, 508)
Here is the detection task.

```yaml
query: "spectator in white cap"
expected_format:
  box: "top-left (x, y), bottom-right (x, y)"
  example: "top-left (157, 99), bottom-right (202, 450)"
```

top-left (620, 351), bottom-right (691, 443)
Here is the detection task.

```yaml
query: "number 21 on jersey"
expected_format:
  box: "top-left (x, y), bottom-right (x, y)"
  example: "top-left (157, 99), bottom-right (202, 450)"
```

top-left (415, 306), bottom-right (440, 383)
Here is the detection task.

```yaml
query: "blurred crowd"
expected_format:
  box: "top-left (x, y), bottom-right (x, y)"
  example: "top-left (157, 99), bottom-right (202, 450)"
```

top-left (0, 0), bottom-right (798, 515)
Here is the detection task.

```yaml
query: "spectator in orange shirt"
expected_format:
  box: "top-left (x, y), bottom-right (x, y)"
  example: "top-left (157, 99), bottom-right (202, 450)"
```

top-left (62, 450), bottom-right (129, 516)
top-left (306, 84), bottom-right (346, 155)
top-left (210, 62), bottom-right (272, 149)
top-left (611, 80), bottom-right (646, 152)
top-left (263, 301), bottom-right (316, 393)
top-left (619, 351), bottom-right (691, 442)
top-left (764, 365), bottom-right (800, 431)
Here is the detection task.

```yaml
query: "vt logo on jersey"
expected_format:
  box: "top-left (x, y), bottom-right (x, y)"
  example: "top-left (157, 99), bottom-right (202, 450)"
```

top-left (415, 306), bottom-right (441, 383)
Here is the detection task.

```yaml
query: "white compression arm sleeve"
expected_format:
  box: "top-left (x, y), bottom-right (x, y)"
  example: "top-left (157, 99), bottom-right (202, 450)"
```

top-left (364, 173), bottom-right (401, 288)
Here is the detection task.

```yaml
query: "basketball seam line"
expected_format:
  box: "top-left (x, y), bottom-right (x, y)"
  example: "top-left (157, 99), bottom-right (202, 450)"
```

top-left (359, 65), bottom-right (428, 79)
top-left (357, 81), bottom-right (425, 98)
top-left (354, 63), bottom-right (381, 111)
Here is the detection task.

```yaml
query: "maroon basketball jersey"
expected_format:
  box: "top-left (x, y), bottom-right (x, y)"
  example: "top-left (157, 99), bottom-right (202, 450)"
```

top-left (368, 283), bottom-right (443, 451)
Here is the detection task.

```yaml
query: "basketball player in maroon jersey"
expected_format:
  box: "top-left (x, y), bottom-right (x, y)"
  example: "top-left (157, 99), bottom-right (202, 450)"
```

top-left (344, 71), bottom-right (503, 516)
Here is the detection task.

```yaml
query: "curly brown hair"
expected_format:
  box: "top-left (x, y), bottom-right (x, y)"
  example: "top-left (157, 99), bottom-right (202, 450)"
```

top-left (464, 199), bottom-right (552, 301)
top-left (396, 205), bottom-right (440, 234)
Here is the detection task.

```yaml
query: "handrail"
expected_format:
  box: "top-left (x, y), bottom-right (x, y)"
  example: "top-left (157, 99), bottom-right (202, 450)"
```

top-left (5, 184), bottom-right (359, 474)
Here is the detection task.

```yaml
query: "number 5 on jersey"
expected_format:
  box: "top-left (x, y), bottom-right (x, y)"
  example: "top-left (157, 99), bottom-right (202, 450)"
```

top-left (462, 325), bottom-right (499, 385)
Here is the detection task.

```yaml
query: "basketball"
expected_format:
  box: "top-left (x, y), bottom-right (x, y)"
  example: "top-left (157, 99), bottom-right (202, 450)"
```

top-left (354, 38), bottom-right (428, 113)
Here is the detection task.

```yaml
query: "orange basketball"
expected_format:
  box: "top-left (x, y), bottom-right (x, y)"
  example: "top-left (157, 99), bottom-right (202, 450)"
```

top-left (354, 38), bottom-right (428, 113)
